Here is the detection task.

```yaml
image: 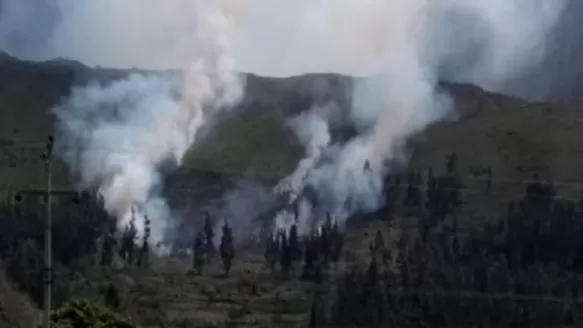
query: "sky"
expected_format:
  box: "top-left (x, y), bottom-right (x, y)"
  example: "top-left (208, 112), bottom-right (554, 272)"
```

top-left (0, 0), bottom-right (580, 100)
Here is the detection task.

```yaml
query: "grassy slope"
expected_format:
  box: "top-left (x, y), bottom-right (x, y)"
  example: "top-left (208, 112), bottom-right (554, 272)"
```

top-left (409, 84), bottom-right (583, 223)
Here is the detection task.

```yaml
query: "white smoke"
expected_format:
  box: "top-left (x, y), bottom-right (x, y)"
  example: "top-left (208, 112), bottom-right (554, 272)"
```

top-left (264, 0), bottom-right (565, 234)
top-left (0, 0), bottom-right (566, 238)
top-left (234, 0), bottom-right (565, 91)
top-left (274, 104), bottom-right (333, 199)
top-left (54, 0), bottom-right (243, 244)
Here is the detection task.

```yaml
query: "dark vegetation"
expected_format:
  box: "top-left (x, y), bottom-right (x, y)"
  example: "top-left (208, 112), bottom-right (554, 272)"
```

top-left (3, 154), bottom-right (583, 327)
top-left (0, 191), bottom-right (111, 308)
top-left (323, 156), bottom-right (583, 328)
top-left (51, 299), bottom-right (135, 328)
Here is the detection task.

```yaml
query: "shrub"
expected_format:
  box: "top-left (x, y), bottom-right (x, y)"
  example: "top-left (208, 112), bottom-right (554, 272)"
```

top-left (51, 299), bottom-right (136, 328)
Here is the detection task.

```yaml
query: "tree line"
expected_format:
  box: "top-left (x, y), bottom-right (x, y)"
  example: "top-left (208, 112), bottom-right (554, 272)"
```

top-left (311, 155), bottom-right (583, 327)
top-left (3, 153), bottom-right (583, 327)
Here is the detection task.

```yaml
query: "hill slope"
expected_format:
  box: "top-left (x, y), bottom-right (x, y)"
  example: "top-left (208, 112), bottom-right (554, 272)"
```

top-left (0, 52), bottom-right (582, 220)
top-left (2, 52), bottom-right (583, 327)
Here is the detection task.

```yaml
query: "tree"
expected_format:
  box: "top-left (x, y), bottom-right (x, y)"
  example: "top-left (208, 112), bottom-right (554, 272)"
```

top-left (288, 223), bottom-right (301, 263)
top-left (120, 207), bottom-right (137, 265)
top-left (319, 224), bottom-right (330, 267)
top-left (203, 213), bottom-right (215, 257)
top-left (265, 233), bottom-right (280, 274)
top-left (302, 239), bottom-right (315, 281)
top-left (366, 256), bottom-right (379, 286)
top-left (137, 216), bottom-right (150, 268)
top-left (369, 231), bottom-right (385, 255)
top-left (193, 232), bottom-right (205, 275)
top-left (219, 221), bottom-right (235, 276)
top-left (280, 231), bottom-right (292, 277)
top-left (405, 170), bottom-right (421, 210)
top-left (330, 221), bottom-right (344, 266)
top-left (104, 283), bottom-right (120, 310)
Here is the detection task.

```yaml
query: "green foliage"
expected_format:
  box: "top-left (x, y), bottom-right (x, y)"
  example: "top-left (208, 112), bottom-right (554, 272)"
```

top-left (51, 299), bottom-right (136, 328)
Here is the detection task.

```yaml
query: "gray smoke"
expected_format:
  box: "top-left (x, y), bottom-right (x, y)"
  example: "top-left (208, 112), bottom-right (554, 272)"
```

top-left (0, 0), bottom-right (59, 60)
top-left (507, 0), bottom-right (583, 100)
top-left (274, 104), bottom-right (333, 199)
top-left (218, 177), bottom-right (276, 243)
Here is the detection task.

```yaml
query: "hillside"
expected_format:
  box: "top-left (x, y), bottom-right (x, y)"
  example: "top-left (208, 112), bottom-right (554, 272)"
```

top-left (2, 52), bottom-right (583, 327)
top-left (1, 51), bottom-right (583, 222)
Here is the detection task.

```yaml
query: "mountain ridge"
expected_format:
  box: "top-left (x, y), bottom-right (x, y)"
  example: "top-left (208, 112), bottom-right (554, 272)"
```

top-left (0, 50), bottom-right (581, 219)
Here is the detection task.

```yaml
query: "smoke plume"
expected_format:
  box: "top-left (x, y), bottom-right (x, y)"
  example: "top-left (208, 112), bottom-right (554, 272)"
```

top-left (0, 1), bottom-right (568, 239)
top-left (266, 0), bottom-right (566, 233)
top-left (275, 104), bottom-right (333, 199)
top-left (54, 0), bottom-right (243, 244)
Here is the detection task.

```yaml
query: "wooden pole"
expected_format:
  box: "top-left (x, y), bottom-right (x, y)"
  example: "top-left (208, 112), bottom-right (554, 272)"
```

top-left (42, 136), bottom-right (54, 328)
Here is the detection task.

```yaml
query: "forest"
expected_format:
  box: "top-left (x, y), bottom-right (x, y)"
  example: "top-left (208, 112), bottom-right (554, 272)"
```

top-left (1, 154), bottom-right (582, 327)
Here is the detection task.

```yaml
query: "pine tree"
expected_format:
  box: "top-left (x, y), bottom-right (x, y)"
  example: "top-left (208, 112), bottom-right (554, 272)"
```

top-left (320, 224), bottom-right (330, 267)
top-left (367, 256), bottom-right (379, 286)
top-left (220, 221), bottom-right (235, 276)
top-left (330, 221), bottom-right (344, 266)
top-left (193, 232), bottom-right (205, 275)
top-left (120, 207), bottom-right (137, 265)
top-left (267, 233), bottom-right (280, 274)
top-left (302, 239), bottom-right (315, 281)
top-left (289, 223), bottom-right (301, 262)
top-left (280, 231), bottom-right (292, 277)
top-left (264, 232), bottom-right (273, 262)
top-left (137, 216), bottom-right (150, 268)
top-left (203, 212), bottom-right (215, 257)
top-left (104, 283), bottom-right (120, 310)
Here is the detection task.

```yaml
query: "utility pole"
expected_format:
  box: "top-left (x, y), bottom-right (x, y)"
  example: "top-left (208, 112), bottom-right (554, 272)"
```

top-left (42, 136), bottom-right (54, 328)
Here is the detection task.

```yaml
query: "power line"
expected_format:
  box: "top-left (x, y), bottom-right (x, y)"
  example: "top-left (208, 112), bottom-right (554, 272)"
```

top-left (42, 136), bottom-right (54, 328)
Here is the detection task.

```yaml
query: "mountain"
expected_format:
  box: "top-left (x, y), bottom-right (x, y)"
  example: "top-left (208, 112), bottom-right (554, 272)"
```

top-left (2, 50), bottom-right (583, 328)
top-left (1, 51), bottom-right (583, 223)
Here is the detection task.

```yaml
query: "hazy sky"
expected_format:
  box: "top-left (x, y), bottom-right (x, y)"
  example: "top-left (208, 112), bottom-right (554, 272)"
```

top-left (0, 0), bottom-right (580, 100)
